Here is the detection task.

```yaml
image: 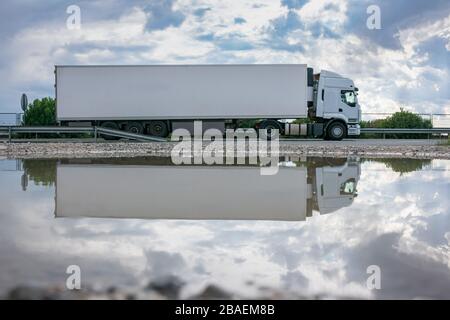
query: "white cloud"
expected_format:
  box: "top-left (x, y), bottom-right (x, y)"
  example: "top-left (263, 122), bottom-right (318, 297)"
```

top-left (296, 0), bottom-right (348, 31)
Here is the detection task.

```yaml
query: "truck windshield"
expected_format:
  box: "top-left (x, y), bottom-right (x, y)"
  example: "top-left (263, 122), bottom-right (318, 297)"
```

top-left (340, 178), bottom-right (356, 195)
top-left (341, 90), bottom-right (357, 107)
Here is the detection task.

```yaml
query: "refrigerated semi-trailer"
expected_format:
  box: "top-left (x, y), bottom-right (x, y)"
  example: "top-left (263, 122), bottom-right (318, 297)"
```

top-left (55, 64), bottom-right (361, 140)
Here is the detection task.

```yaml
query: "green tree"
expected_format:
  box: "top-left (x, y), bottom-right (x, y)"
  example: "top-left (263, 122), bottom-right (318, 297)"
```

top-left (22, 159), bottom-right (57, 188)
top-left (361, 109), bottom-right (432, 139)
top-left (383, 108), bottom-right (431, 129)
top-left (19, 97), bottom-right (89, 139)
top-left (364, 158), bottom-right (432, 175)
top-left (360, 118), bottom-right (386, 129)
top-left (383, 109), bottom-right (432, 138)
top-left (22, 97), bottom-right (56, 126)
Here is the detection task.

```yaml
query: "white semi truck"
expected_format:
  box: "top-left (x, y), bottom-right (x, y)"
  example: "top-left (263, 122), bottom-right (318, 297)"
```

top-left (55, 64), bottom-right (361, 140)
top-left (54, 157), bottom-right (360, 221)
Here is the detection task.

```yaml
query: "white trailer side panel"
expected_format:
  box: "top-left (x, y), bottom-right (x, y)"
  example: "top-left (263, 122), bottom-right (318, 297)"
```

top-left (55, 165), bottom-right (308, 221)
top-left (56, 65), bottom-right (307, 121)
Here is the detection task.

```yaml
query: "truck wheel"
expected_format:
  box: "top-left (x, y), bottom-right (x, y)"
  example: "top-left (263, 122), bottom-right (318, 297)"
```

top-left (327, 122), bottom-right (346, 141)
top-left (259, 120), bottom-right (281, 140)
top-left (100, 121), bottom-right (120, 140)
top-left (149, 121), bottom-right (168, 137)
top-left (125, 121), bottom-right (144, 134)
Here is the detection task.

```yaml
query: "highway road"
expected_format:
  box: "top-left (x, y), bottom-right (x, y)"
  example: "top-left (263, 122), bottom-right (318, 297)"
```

top-left (0, 137), bottom-right (446, 146)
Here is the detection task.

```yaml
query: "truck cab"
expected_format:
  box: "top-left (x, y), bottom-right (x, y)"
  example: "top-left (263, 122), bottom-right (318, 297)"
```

top-left (311, 158), bottom-right (360, 215)
top-left (314, 70), bottom-right (361, 139)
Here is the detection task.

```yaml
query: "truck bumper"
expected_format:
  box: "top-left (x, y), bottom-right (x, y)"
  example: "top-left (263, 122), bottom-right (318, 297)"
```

top-left (347, 124), bottom-right (360, 136)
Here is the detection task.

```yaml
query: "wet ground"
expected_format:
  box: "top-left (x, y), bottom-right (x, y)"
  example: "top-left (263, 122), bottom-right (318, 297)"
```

top-left (0, 156), bottom-right (449, 299)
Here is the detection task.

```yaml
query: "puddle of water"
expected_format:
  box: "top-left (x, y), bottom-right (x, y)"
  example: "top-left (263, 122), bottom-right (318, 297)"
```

top-left (0, 156), bottom-right (449, 299)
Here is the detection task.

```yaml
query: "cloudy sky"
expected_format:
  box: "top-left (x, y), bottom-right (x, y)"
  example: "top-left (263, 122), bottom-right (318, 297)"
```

top-left (0, 0), bottom-right (449, 116)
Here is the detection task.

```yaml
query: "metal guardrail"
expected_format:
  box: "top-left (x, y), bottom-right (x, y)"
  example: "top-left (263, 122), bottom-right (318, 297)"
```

top-left (361, 128), bottom-right (450, 134)
top-left (360, 128), bottom-right (449, 139)
top-left (0, 126), bottom-right (94, 133)
top-left (0, 126), bottom-right (167, 142)
top-left (1, 126), bottom-right (449, 142)
top-left (95, 126), bottom-right (167, 142)
top-left (0, 113), bottom-right (23, 126)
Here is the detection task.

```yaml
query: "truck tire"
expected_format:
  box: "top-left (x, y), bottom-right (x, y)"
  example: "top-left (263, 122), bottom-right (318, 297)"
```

top-left (259, 120), bottom-right (281, 140)
top-left (326, 122), bottom-right (346, 141)
top-left (100, 121), bottom-right (120, 140)
top-left (125, 121), bottom-right (144, 134)
top-left (149, 121), bottom-right (169, 137)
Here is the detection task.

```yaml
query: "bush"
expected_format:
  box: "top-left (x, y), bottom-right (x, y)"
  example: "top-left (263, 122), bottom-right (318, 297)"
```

top-left (22, 159), bottom-right (57, 188)
top-left (365, 158), bottom-right (432, 174)
top-left (360, 119), bottom-right (385, 138)
top-left (361, 109), bottom-right (432, 139)
top-left (383, 109), bottom-right (431, 129)
top-left (19, 97), bottom-right (90, 139)
top-left (22, 97), bottom-right (56, 126)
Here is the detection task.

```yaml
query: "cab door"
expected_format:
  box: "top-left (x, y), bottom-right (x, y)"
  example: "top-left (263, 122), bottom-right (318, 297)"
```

top-left (339, 90), bottom-right (359, 123)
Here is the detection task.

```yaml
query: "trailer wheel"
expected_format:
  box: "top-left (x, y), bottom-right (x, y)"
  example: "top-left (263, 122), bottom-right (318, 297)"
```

top-left (149, 121), bottom-right (168, 137)
top-left (100, 121), bottom-right (120, 140)
top-left (326, 122), bottom-right (346, 141)
top-left (125, 121), bottom-right (144, 134)
top-left (259, 120), bottom-right (281, 140)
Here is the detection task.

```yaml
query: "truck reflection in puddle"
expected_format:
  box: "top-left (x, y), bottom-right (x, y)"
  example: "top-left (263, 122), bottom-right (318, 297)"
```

top-left (54, 157), bottom-right (360, 221)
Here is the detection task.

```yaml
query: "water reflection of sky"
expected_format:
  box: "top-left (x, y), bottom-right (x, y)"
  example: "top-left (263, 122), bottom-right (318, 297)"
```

top-left (0, 158), bottom-right (449, 299)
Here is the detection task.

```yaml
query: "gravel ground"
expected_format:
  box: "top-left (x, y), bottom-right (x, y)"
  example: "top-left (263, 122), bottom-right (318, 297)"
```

top-left (0, 140), bottom-right (449, 159)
